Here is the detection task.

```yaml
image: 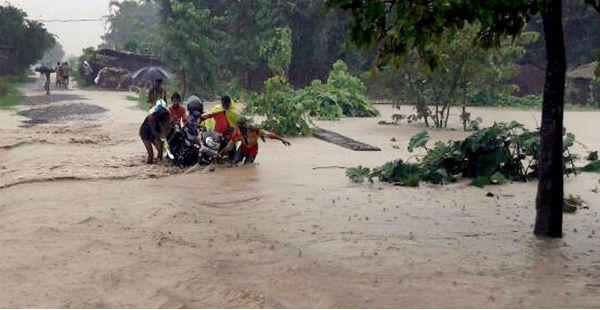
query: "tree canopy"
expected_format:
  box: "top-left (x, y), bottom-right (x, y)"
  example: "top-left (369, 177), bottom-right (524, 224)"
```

top-left (97, 0), bottom-right (373, 96)
top-left (371, 23), bottom-right (536, 129)
top-left (0, 4), bottom-right (56, 74)
top-left (325, 0), bottom-right (538, 68)
top-left (102, 0), bottom-right (161, 55)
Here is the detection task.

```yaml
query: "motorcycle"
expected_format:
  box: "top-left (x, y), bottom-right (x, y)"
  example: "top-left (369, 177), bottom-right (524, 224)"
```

top-left (198, 130), bottom-right (228, 166)
top-left (165, 119), bottom-right (231, 167)
top-left (165, 121), bottom-right (202, 167)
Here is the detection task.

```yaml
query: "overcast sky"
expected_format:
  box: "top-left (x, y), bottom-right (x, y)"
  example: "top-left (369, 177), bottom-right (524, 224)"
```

top-left (6, 0), bottom-right (112, 58)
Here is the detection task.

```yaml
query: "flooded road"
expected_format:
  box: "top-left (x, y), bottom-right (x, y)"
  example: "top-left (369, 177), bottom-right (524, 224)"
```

top-left (0, 83), bottom-right (599, 307)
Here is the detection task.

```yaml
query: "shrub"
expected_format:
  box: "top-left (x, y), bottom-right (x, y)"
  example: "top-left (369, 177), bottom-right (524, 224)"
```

top-left (244, 60), bottom-right (378, 136)
top-left (244, 76), bottom-right (313, 136)
top-left (324, 60), bottom-right (378, 117)
top-left (348, 122), bottom-right (579, 187)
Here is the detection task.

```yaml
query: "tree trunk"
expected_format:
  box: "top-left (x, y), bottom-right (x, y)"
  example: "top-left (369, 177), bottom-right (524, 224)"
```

top-left (444, 101), bottom-right (452, 129)
top-left (434, 102), bottom-right (440, 127)
top-left (181, 67), bottom-right (187, 99)
top-left (421, 101), bottom-right (430, 127)
top-left (534, 0), bottom-right (566, 238)
top-left (462, 76), bottom-right (468, 131)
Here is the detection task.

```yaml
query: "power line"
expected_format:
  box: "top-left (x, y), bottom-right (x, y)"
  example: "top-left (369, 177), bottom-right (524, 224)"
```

top-left (34, 13), bottom-right (158, 23)
top-left (33, 18), bottom-right (118, 23)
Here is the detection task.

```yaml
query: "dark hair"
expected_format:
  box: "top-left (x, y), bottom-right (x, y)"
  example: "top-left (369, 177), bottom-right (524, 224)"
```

top-left (171, 92), bottom-right (181, 102)
top-left (221, 95), bottom-right (231, 105)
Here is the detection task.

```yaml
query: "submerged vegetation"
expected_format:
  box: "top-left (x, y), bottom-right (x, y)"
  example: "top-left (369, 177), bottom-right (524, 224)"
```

top-left (348, 121), bottom-right (589, 188)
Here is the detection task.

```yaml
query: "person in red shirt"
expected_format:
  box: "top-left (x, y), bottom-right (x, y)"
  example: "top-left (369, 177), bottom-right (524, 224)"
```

top-left (200, 95), bottom-right (239, 160)
top-left (168, 93), bottom-right (188, 126)
top-left (220, 116), bottom-right (291, 164)
top-left (201, 96), bottom-right (237, 135)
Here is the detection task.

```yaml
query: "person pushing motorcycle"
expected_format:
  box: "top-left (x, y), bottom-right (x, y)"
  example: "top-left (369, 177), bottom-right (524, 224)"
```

top-left (200, 96), bottom-right (238, 135)
top-left (200, 95), bottom-right (240, 159)
top-left (220, 116), bottom-right (291, 165)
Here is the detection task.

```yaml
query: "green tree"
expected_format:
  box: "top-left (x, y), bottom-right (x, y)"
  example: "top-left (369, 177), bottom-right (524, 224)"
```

top-left (153, 0), bottom-right (371, 92)
top-left (371, 24), bottom-right (535, 130)
top-left (277, 0), bottom-right (372, 86)
top-left (102, 0), bottom-right (161, 55)
top-left (326, 0), bottom-right (587, 238)
top-left (158, 0), bottom-right (219, 97)
top-left (215, 0), bottom-right (281, 90)
top-left (0, 4), bottom-right (55, 73)
top-left (260, 27), bottom-right (293, 76)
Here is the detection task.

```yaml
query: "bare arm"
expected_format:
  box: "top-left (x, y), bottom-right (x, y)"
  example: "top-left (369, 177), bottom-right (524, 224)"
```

top-left (264, 131), bottom-right (291, 146)
top-left (219, 138), bottom-right (238, 156)
top-left (200, 111), bottom-right (221, 121)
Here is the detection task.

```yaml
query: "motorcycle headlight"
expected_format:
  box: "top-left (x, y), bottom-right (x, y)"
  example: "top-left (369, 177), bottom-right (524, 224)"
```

top-left (205, 137), bottom-right (220, 149)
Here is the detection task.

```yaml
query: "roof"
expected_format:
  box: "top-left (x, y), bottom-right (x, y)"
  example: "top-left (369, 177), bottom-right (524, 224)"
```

top-left (567, 61), bottom-right (597, 79)
top-left (97, 49), bottom-right (160, 63)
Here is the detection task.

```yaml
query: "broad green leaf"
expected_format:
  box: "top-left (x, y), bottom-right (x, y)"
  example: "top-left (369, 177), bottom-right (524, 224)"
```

top-left (408, 131), bottom-right (430, 152)
top-left (489, 172), bottom-right (508, 185)
top-left (346, 166), bottom-right (371, 184)
top-left (581, 161), bottom-right (600, 172)
top-left (472, 176), bottom-right (490, 188)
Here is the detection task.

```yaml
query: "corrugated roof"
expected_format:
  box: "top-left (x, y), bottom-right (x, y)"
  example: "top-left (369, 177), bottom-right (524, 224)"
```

top-left (567, 61), bottom-right (597, 79)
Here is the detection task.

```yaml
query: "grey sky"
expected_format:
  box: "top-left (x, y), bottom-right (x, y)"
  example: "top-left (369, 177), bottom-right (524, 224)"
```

top-left (6, 0), bottom-right (112, 58)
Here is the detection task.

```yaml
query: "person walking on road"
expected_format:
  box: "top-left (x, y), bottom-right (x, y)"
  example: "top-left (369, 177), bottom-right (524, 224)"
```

top-left (44, 71), bottom-right (51, 95)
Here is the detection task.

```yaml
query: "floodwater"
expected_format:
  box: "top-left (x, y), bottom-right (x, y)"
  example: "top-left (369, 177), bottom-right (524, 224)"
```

top-left (0, 81), bottom-right (599, 308)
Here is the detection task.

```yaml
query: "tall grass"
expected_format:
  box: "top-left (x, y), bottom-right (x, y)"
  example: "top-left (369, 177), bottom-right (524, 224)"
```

top-left (0, 75), bottom-right (27, 109)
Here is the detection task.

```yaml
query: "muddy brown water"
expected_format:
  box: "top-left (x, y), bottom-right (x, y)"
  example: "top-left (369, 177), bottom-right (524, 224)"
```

top-left (0, 85), bottom-right (599, 307)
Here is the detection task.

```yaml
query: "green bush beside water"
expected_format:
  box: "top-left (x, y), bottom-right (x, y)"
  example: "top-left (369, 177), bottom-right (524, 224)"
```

top-left (348, 121), bottom-right (587, 188)
top-left (244, 60), bottom-right (378, 136)
top-left (0, 75), bottom-right (27, 109)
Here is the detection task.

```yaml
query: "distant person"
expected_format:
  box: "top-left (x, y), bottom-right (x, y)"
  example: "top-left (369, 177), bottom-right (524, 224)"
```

top-left (44, 71), bottom-right (51, 95)
top-left (147, 78), bottom-right (167, 105)
top-left (61, 62), bottom-right (69, 89)
top-left (220, 116), bottom-right (291, 165)
top-left (55, 62), bottom-right (63, 88)
top-left (83, 60), bottom-right (93, 82)
top-left (168, 92), bottom-right (187, 126)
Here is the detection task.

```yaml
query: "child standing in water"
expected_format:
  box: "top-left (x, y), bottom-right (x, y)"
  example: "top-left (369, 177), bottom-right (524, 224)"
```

top-left (168, 92), bottom-right (187, 126)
